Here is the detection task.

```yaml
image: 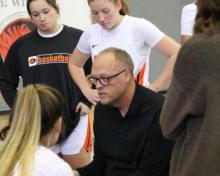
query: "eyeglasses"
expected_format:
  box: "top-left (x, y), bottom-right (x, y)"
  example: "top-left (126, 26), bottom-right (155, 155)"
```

top-left (88, 69), bottom-right (126, 87)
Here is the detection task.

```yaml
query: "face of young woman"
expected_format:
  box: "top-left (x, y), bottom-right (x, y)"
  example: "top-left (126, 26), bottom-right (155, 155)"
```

top-left (29, 0), bottom-right (60, 34)
top-left (90, 0), bottom-right (122, 30)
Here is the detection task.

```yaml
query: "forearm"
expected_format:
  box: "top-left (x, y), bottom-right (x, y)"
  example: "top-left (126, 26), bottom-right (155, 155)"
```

top-left (68, 63), bottom-right (91, 96)
top-left (150, 50), bottom-right (179, 91)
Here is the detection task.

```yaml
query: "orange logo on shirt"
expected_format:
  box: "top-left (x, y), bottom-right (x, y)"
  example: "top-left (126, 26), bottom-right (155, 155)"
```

top-left (29, 58), bottom-right (36, 64)
top-left (28, 53), bottom-right (71, 67)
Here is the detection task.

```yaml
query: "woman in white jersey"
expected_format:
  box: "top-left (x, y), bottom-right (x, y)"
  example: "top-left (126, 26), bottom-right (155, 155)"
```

top-left (0, 84), bottom-right (74, 176)
top-left (181, 1), bottom-right (198, 44)
top-left (68, 0), bottom-right (180, 105)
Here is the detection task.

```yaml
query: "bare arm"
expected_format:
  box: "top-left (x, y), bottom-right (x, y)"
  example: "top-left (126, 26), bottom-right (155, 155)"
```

top-left (148, 36), bottom-right (180, 92)
top-left (68, 49), bottom-right (100, 104)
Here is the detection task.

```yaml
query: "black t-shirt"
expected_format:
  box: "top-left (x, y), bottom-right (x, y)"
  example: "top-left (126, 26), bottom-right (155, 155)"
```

top-left (0, 25), bottom-right (90, 139)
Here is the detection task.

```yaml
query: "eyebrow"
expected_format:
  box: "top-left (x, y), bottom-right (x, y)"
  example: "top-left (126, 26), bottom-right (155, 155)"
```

top-left (90, 74), bottom-right (111, 78)
top-left (31, 7), bottom-right (50, 13)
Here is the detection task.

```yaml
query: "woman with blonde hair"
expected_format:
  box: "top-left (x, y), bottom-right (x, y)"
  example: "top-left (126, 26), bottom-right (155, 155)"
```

top-left (0, 84), bottom-right (74, 176)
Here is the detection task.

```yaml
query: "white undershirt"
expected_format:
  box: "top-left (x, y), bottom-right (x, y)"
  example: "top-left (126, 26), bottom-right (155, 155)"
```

top-left (37, 24), bottom-right (64, 38)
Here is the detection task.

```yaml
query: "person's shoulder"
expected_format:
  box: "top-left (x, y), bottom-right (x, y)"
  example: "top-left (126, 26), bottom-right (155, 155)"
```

top-left (126, 15), bottom-right (150, 24)
top-left (78, 23), bottom-right (102, 37)
top-left (15, 30), bottom-right (36, 43)
top-left (138, 85), bottom-right (165, 109)
top-left (187, 32), bottom-right (220, 58)
top-left (33, 146), bottom-right (73, 175)
top-left (128, 15), bottom-right (159, 32)
top-left (182, 3), bottom-right (197, 11)
top-left (175, 33), bottom-right (217, 79)
top-left (8, 30), bottom-right (36, 51)
top-left (177, 34), bottom-right (207, 62)
top-left (63, 25), bottom-right (83, 36)
top-left (35, 146), bottom-right (66, 165)
top-left (183, 33), bottom-right (212, 50)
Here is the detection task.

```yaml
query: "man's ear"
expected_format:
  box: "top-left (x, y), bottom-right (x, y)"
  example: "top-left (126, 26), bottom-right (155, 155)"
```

top-left (124, 69), bottom-right (131, 82)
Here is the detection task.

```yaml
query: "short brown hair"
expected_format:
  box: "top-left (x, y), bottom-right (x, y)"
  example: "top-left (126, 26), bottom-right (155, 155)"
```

top-left (98, 47), bottom-right (134, 76)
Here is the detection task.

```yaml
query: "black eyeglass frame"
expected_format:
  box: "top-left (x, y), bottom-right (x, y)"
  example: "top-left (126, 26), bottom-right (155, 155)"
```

top-left (88, 69), bottom-right (127, 87)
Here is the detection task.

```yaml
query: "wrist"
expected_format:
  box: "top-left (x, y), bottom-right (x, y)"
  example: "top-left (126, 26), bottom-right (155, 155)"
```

top-left (82, 86), bottom-right (92, 96)
top-left (148, 83), bottom-right (160, 92)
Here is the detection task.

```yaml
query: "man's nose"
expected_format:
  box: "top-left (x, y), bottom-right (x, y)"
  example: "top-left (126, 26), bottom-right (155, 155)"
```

top-left (95, 80), bottom-right (103, 89)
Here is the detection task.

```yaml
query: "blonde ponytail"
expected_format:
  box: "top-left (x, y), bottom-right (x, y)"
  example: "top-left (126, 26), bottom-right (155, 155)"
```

top-left (0, 85), bottom-right (41, 176)
top-left (0, 84), bottom-right (64, 176)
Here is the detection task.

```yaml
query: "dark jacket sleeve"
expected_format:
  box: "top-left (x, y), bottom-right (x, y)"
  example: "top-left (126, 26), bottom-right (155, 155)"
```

top-left (160, 37), bottom-right (207, 140)
top-left (128, 110), bottom-right (173, 176)
top-left (0, 42), bottom-right (20, 107)
top-left (159, 77), bottom-right (193, 139)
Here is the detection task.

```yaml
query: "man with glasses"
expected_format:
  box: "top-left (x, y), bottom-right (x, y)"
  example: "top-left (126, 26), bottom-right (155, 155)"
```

top-left (74, 47), bottom-right (173, 176)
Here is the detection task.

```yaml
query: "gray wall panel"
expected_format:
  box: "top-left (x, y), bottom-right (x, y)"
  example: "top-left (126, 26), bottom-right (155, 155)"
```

top-left (127, 0), bottom-right (193, 85)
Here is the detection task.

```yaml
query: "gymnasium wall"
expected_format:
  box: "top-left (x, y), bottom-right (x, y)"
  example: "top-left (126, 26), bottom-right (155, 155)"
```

top-left (0, 0), bottom-right (194, 111)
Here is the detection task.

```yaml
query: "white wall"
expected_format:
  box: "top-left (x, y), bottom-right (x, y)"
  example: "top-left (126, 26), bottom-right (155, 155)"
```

top-left (57, 0), bottom-right (91, 30)
top-left (0, 0), bottom-right (91, 32)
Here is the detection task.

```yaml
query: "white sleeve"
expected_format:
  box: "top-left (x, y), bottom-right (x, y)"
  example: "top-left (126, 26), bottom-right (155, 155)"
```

top-left (33, 146), bottom-right (74, 176)
top-left (53, 163), bottom-right (74, 176)
top-left (181, 4), bottom-right (196, 35)
top-left (76, 29), bottom-right (91, 54)
top-left (134, 18), bottom-right (165, 48)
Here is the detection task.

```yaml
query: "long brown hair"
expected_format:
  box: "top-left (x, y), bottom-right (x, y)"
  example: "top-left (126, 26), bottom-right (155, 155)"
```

top-left (194, 0), bottom-right (220, 35)
top-left (87, 0), bottom-right (129, 15)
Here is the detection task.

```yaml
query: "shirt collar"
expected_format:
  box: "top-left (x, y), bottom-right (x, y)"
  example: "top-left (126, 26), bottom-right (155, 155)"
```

top-left (125, 83), bottom-right (142, 117)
